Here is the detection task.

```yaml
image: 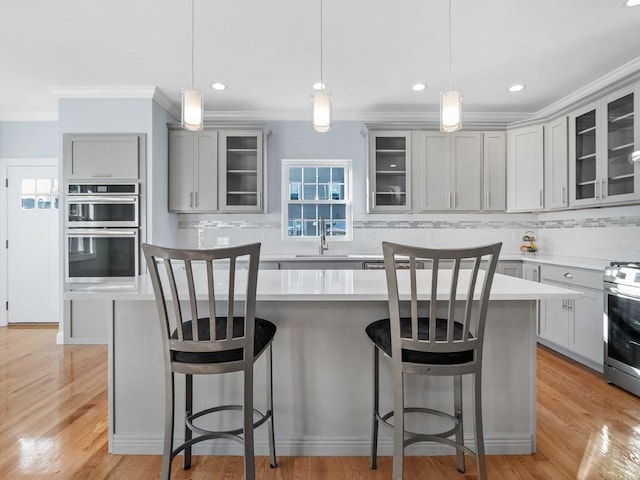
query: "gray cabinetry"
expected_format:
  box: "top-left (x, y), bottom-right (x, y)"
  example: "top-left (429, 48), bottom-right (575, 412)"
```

top-left (169, 128), bottom-right (218, 212)
top-left (63, 134), bottom-right (143, 180)
top-left (169, 126), bottom-right (266, 213)
top-left (498, 261), bottom-right (522, 278)
top-left (482, 131), bottom-right (506, 211)
top-left (419, 131), bottom-right (482, 211)
top-left (544, 117), bottom-right (569, 209)
top-left (538, 264), bottom-right (604, 370)
top-left (568, 83), bottom-right (639, 207)
top-left (507, 125), bottom-right (544, 212)
top-left (367, 131), bottom-right (412, 212)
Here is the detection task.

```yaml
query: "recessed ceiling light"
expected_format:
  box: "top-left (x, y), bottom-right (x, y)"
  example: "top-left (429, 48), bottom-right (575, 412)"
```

top-left (211, 82), bottom-right (226, 90)
top-left (313, 82), bottom-right (326, 91)
top-left (626, 0), bottom-right (640, 7)
top-left (412, 83), bottom-right (427, 91)
top-left (508, 84), bottom-right (526, 93)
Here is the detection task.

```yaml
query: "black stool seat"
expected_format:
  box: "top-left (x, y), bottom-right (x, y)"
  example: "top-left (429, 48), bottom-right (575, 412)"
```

top-left (172, 317), bottom-right (277, 364)
top-left (365, 317), bottom-right (474, 365)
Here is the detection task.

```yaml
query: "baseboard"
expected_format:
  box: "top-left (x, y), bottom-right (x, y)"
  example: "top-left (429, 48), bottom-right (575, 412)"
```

top-left (111, 432), bottom-right (534, 456)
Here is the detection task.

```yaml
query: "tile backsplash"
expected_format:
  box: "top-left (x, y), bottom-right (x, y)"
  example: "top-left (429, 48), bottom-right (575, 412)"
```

top-left (177, 205), bottom-right (639, 262)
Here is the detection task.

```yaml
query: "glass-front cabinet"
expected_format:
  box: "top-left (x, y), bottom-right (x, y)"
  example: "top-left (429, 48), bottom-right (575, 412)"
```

top-left (367, 131), bottom-right (411, 212)
top-left (569, 83), bottom-right (639, 207)
top-left (219, 131), bottom-right (263, 211)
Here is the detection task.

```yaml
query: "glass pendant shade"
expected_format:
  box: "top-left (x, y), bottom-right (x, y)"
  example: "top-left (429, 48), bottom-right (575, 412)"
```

top-left (440, 90), bottom-right (462, 133)
top-left (313, 90), bottom-right (332, 133)
top-left (182, 89), bottom-right (203, 132)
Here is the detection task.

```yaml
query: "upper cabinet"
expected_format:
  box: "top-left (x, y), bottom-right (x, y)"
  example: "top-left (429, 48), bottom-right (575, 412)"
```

top-left (169, 129), bottom-right (218, 212)
top-left (569, 83), bottom-right (639, 207)
top-left (544, 117), bottom-right (569, 210)
top-left (507, 125), bottom-right (544, 212)
top-left (168, 126), bottom-right (266, 213)
top-left (218, 131), bottom-right (264, 211)
top-left (63, 134), bottom-right (143, 180)
top-left (482, 131), bottom-right (506, 211)
top-left (366, 128), bottom-right (504, 213)
top-left (367, 131), bottom-right (412, 212)
top-left (418, 131), bottom-right (482, 211)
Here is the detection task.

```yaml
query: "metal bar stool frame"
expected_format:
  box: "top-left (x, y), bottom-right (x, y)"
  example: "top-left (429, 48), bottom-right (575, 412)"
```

top-left (143, 242), bottom-right (277, 480)
top-left (368, 241), bottom-right (502, 480)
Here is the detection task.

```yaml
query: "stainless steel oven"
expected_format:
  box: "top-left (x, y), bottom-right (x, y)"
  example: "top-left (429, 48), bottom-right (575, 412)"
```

top-left (66, 183), bottom-right (139, 228)
top-left (66, 229), bottom-right (139, 282)
top-left (604, 262), bottom-right (640, 397)
top-left (65, 183), bottom-right (140, 282)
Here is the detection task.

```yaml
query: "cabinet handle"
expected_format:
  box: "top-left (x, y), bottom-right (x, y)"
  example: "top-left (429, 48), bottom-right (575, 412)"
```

top-left (539, 190), bottom-right (543, 208)
top-left (190, 192), bottom-right (193, 208)
top-left (596, 180), bottom-right (600, 200)
top-left (485, 191), bottom-right (490, 209)
top-left (601, 180), bottom-right (606, 199)
top-left (561, 186), bottom-right (566, 204)
top-left (448, 191), bottom-right (451, 209)
top-left (195, 191), bottom-right (199, 208)
top-left (562, 299), bottom-right (567, 310)
top-left (563, 272), bottom-right (573, 279)
top-left (567, 300), bottom-right (573, 311)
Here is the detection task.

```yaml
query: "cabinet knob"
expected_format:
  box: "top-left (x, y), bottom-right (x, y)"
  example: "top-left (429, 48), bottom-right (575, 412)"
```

top-left (563, 272), bottom-right (573, 279)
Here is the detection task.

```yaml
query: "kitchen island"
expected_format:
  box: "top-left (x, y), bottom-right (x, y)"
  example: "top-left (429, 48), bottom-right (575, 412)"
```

top-left (65, 269), bottom-right (581, 457)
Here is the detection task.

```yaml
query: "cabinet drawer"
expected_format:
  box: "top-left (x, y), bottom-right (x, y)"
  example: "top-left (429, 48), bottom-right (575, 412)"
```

top-left (540, 265), bottom-right (602, 290)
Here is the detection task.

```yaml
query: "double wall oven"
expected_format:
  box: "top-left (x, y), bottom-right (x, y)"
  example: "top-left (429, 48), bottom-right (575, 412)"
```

top-left (65, 183), bottom-right (140, 282)
top-left (604, 262), bottom-right (640, 397)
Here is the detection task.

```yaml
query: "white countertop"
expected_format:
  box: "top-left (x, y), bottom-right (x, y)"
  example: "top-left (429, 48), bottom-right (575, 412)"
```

top-left (65, 269), bottom-right (582, 302)
top-left (260, 253), bottom-right (612, 271)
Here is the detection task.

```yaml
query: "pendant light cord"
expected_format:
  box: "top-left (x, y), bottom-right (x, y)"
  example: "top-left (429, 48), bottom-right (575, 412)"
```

top-left (320, 0), bottom-right (324, 87)
top-left (448, 0), bottom-right (452, 91)
top-left (191, 0), bottom-right (195, 90)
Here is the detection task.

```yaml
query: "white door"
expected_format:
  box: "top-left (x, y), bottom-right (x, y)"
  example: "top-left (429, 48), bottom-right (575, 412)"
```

top-left (7, 165), bottom-right (59, 323)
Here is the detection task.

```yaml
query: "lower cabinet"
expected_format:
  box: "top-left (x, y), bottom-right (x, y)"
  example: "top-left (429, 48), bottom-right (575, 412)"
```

top-left (64, 299), bottom-right (111, 344)
top-left (538, 265), bottom-right (604, 371)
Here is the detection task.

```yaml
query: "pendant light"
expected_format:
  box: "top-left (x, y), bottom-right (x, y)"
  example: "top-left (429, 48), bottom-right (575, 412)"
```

top-left (440, 0), bottom-right (461, 133)
top-left (182, 0), bottom-right (203, 131)
top-left (312, 0), bottom-right (331, 132)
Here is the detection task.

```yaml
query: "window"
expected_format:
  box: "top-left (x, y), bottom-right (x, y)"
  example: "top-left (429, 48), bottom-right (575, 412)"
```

top-left (21, 178), bottom-right (58, 210)
top-left (282, 159), bottom-right (352, 241)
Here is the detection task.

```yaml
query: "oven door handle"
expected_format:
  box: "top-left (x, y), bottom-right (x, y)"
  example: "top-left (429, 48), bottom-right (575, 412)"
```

top-left (606, 286), bottom-right (640, 302)
top-left (66, 229), bottom-right (138, 237)
top-left (67, 196), bottom-right (138, 204)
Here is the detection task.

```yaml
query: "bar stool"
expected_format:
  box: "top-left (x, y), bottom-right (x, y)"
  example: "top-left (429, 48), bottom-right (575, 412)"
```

top-left (366, 241), bottom-right (501, 480)
top-left (143, 242), bottom-right (277, 480)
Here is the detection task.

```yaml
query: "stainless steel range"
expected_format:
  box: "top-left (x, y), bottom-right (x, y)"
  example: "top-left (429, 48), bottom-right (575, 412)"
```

top-left (604, 262), bottom-right (640, 397)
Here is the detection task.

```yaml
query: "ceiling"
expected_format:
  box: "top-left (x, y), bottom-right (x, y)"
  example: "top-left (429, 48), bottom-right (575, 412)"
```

top-left (2, 0), bottom-right (640, 123)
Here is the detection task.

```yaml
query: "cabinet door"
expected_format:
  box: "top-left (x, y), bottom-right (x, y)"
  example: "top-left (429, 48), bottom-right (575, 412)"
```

top-left (451, 132), bottom-right (482, 210)
top-left (507, 125), bottom-right (544, 211)
top-left (421, 132), bottom-right (449, 210)
top-left (218, 131), bottom-right (263, 212)
top-left (498, 261), bottom-right (522, 278)
top-left (368, 131), bottom-right (411, 212)
top-left (483, 131), bottom-right (506, 211)
top-left (522, 264), bottom-right (539, 282)
top-left (540, 297), bottom-right (570, 348)
top-left (195, 130), bottom-right (218, 211)
top-left (169, 130), bottom-right (195, 212)
top-left (64, 134), bottom-right (141, 180)
top-left (570, 287), bottom-right (604, 366)
top-left (601, 85), bottom-right (639, 204)
top-left (568, 101), bottom-right (599, 206)
top-left (545, 117), bottom-right (569, 209)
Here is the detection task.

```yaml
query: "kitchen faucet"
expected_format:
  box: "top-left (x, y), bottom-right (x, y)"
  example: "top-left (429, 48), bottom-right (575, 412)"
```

top-left (319, 216), bottom-right (329, 255)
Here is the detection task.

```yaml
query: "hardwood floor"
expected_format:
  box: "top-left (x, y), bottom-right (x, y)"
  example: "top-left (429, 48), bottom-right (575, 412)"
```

top-left (1, 326), bottom-right (640, 479)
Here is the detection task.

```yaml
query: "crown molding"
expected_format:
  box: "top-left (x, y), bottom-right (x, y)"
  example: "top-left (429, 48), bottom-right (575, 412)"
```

top-left (536, 55), bottom-right (640, 119)
top-left (48, 86), bottom-right (159, 99)
top-left (0, 111), bottom-right (58, 122)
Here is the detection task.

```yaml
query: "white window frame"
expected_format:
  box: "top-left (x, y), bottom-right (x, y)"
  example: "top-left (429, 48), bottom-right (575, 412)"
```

top-left (281, 159), bottom-right (353, 242)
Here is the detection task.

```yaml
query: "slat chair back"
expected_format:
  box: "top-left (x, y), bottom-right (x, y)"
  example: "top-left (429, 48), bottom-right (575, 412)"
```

top-left (143, 242), bottom-right (261, 374)
top-left (382, 241), bottom-right (501, 373)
